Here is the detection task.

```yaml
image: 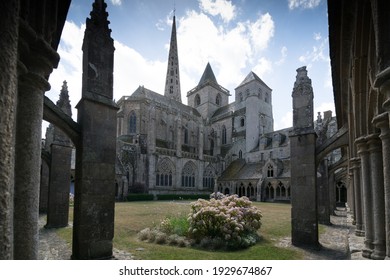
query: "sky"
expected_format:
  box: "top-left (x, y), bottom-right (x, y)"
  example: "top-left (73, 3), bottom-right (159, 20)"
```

top-left (44, 0), bottom-right (335, 137)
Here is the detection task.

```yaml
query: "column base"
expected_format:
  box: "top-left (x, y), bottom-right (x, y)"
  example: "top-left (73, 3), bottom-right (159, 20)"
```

top-left (362, 248), bottom-right (373, 259)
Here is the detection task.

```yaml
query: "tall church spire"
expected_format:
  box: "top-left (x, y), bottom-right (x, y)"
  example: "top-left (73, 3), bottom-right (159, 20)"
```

top-left (164, 14), bottom-right (182, 102)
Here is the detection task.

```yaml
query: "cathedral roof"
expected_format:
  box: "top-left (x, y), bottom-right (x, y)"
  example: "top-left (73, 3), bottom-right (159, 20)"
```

top-left (198, 62), bottom-right (218, 87)
top-left (130, 86), bottom-right (201, 117)
top-left (218, 159), bottom-right (263, 181)
top-left (236, 71), bottom-right (271, 91)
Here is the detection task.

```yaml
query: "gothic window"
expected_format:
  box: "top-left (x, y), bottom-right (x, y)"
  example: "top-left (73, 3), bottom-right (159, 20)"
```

top-left (184, 127), bottom-right (189, 144)
top-left (240, 117), bottom-right (245, 127)
top-left (129, 111), bottom-right (136, 134)
top-left (170, 86), bottom-right (173, 93)
top-left (210, 139), bottom-right (214, 156)
top-left (222, 125), bottom-right (227, 145)
top-left (182, 161), bottom-right (196, 188)
top-left (239, 150), bottom-right (243, 159)
top-left (216, 94), bottom-right (221, 106)
top-left (267, 164), bottom-right (274, 177)
top-left (203, 165), bottom-right (215, 189)
top-left (156, 158), bottom-right (175, 187)
top-left (258, 88), bottom-right (263, 99)
top-left (239, 92), bottom-right (243, 102)
top-left (279, 181), bottom-right (286, 197)
top-left (195, 94), bottom-right (201, 106)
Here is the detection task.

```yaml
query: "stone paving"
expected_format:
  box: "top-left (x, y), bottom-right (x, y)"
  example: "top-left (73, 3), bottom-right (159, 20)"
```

top-left (38, 208), bottom-right (367, 260)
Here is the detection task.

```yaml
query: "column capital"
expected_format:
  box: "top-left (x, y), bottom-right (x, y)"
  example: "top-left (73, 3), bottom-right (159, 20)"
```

top-left (349, 157), bottom-right (361, 169)
top-left (366, 133), bottom-right (382, 153)
top-left (355, 136), bottom-right (369, 155)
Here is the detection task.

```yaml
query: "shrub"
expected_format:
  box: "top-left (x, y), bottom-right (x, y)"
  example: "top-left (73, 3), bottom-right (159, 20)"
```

top-left (188, 193), bottom-right (262, 250)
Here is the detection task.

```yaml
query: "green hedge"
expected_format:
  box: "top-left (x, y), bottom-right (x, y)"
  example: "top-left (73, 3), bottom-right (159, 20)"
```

top-left (157, 194), bottom-right (210, 201)
top-left (126, 193), bottom-right (211, 202)
top-left (127, 194), bottom-right (154, 201)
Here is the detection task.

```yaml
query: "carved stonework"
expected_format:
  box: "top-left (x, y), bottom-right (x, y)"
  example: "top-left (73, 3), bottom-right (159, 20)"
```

top-left (292, 66), bottom-right (314, 130)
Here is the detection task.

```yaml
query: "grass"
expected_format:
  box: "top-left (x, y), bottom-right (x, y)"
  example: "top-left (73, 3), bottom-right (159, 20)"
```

top-left (57, 201), bottom-right (303, 260)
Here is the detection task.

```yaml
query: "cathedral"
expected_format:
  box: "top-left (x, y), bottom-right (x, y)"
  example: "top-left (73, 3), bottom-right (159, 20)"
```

top-left (115, 15), bottom-right (294, 201)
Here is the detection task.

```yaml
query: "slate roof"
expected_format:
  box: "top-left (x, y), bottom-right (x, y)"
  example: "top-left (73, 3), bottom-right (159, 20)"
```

top-left (198, 62), bottom-right (218, 87)
top-left (131, 86), bottom-right (201, 117)
top-left (218, 159), bottom-right (263, 181)
top-left (236, 71), bottom-right (272, 91)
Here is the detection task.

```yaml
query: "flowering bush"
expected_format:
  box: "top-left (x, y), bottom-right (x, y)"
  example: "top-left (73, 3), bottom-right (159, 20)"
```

top-left (188, 193), bottom-right (262, 249)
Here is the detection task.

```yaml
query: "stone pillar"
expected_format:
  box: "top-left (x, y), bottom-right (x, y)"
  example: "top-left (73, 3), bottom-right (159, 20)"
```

top-left (72, 0), bottom-right (117, 259)
top-left (46, 82), bottom-right (73, 228)
top-left (374, 113), bottom-right (390, 259)
top-left (14, 16), bottom-right (60, 258)
top-left (356, 137), bottom-right (374, 258)
top-left (350, 157), bottom-right (364, 236)
top-left (366, 134), bottom-right (386, 259)
top-left (0, 0), bottom-right (19, 260)
top-left (317, 159), bottom-right (330, 225)
top-left (290, 66), bottom-right (319, 248)
top-left (328, 170), bottom-right (336, 214)
top-left (377, 80), bottom-right (390, 260)
top-left (39, 160), bottom-right (50, 213)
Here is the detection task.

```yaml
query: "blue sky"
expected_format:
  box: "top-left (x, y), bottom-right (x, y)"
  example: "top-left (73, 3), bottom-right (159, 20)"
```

top-left (45, 0), bottom-right (334, 136)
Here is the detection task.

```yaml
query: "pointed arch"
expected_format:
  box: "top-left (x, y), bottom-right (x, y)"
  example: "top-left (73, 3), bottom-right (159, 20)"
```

top-left (195, 94), bottom-right (201, 106)
top-left (129, 111), bottom-right (137, 134)
top-left (222, 125), bottom-right (227, 145)
top-left (182, 161), bottom-right (197, 188)
top-left (156, 158), bottom-right (175, 187)
top-left (203, 164), bottom-right (215, 189)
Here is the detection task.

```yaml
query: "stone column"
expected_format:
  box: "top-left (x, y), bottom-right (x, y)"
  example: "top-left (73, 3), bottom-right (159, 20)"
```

top-left (366, 133), bottom-right (386, 259)
top-left (373, 113), bottom-right (390, 259)
top-left (46, 82), bottom-right (73, 228)
top-left (14, 18), bottom-right (59, 259)
top-left (72, 1), bottom-right (117, 259)
top-left (356, 136), bottom-right (374, 258)
top-left (290, 66), bottom-right (319, 248)
top-left (317, 159), bottom-right (330, 225)
top-left (0, 0), bottom-right (19, 260)
top-left (350, 157), bottom-right (364, 236)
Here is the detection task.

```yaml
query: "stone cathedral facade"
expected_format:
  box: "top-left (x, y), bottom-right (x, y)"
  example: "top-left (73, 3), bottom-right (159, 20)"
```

top-left (114, 15), bottom-right (295, 201)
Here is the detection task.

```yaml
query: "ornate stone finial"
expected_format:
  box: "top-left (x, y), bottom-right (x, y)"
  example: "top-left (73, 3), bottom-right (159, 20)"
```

top-left (292, 66), bottom-right (314, 130)
top-left (87, 0), bottom-right (111, 35)
top-left (57, 80), bottom-right (72, 117)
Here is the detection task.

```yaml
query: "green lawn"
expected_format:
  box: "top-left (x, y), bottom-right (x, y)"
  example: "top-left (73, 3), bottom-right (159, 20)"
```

top-left (58, 201), bottom-right (303, 260)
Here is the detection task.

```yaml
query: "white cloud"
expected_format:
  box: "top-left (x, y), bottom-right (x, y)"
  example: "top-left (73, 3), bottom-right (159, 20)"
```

top-left (249, 13), bottom-right (275, 53)
top-left (199, 0), bottom-right (237, 23)
top-left (111, 0), bottom-right (122, 6)
top-left (275, 46), bottom-right (288, 65)
top-left (253, 57), bottom-right (273, 77)
top-left (288, 0), bottom-right (321, 10)
top-left (314, 32), bottom-right (322, 41)
top-left (299, 37), bottom-right (329, 63)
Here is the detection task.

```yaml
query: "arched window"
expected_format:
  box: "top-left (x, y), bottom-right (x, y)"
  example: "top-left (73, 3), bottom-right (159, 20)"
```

top-left (267, 164), bottom-right (274, 177)
top-left (203, 165), bottom-right (215, 189)
top-left (258, 88), bottom-right (263, 99)
top-left (239, 150), bottom-right (243, 159)
top-left (182, 161), bottom-right (196, 188)
top-left (195, 94), bottom-right (201, 106)
top-left (184, 127), bottom-right (189, 144)
top-left (216, 94), bottom-right (221, 106)
top-left (222, 125), bottom-right (227, 145)
top-left (239, 92), bottom-right (243, 102)
top-left (240, 117), bottom-right (245, 127)
top-left (156, 158), bottom-right (175, 187)
top-left (210, 139), bottom-right (214, 156)
top-left (129, 111), bottom-right (136, 134)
